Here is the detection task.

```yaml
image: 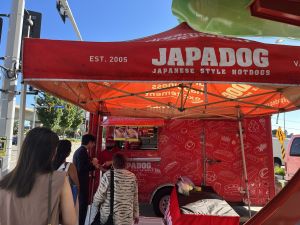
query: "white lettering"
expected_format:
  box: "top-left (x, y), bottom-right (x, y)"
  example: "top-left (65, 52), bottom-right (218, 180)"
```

top-left (201, 47), bottom-right (218, 66)
top-left (152, 48), bottom-right (167, 66)
top-left (151, 47), bottom-right (270, 68)
top-left (236, 48), bottom-right (252, 67)
top-left (185, 47), bottom-right (201, 66)
top-left (219, 48), bottom-right (235, 66)
top-left (253, 49), bottom-right (269, 67)
top-left (127, 162), bottom-right (152, 170)
top-left (168, 48), bottom-right (184, 66)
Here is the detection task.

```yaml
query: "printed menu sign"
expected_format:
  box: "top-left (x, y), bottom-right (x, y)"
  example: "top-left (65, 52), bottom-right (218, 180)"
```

top-left (114, 126), bottom-right (139, 142)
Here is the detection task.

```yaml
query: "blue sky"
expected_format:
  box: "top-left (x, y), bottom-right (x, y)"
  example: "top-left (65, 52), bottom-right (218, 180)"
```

top-left (1, 0), bottom-right (300, 133)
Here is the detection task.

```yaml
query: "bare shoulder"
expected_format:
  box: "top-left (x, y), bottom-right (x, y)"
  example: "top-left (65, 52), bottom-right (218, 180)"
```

top-left (68, 163), bottom-right (77, 171)
top-left (68, 163), bottom-right (78, 175)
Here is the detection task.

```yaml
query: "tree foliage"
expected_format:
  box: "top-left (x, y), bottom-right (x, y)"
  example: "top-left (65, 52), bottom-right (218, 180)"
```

top-left (13, 121), bottom-right (18, 135)
top-left (71, 107), bottom-right (84, 131)
top-left (36, 92), bottom-right (84, 136)
top-left (36, 93), bottom-right (62, 129)
top-left (59, 103), bottom-right (77, 134)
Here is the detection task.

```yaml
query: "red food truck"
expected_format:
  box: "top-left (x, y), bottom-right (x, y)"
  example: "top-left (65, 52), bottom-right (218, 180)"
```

top-left (95, 116), bottom-right (275, 216)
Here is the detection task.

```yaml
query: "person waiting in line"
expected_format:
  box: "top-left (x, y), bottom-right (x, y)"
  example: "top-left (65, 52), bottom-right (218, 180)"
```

top-left (93, 153), bottom-right (139, 225)
top-left (73, 134), bottom-right (99, 225)
top-left (53, 140), bottom-right (80, 217)
top-left (0, 127), bottom-right (76, 225)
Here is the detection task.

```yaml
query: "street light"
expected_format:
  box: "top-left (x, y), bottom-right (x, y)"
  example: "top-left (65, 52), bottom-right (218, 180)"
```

top-left (56, 0), bottom-right (83, 41)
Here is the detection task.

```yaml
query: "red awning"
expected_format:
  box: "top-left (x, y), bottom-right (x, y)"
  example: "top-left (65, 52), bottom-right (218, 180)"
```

top-left (23, 23), bottom-right (300, 85)
top-left (102, 117), bottom-right (164, 126)
top-left (22, 23), bottom-right (300, 119)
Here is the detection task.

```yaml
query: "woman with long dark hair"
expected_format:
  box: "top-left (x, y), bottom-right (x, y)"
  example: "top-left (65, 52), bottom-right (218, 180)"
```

top-left (0, 127), bottom-right (76, 225)
top-left (53, 140), bottom-right (80, 216)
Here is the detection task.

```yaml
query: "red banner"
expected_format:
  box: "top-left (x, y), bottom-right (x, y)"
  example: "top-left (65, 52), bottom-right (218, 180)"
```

top-left (23, 23), bottom-right (300, 85)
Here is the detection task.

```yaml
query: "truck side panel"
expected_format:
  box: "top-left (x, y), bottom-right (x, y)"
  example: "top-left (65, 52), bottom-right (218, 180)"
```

top-left (101, 117), bottom-right (275, 206)
top-left (205, 117), bottom-right (274, 205)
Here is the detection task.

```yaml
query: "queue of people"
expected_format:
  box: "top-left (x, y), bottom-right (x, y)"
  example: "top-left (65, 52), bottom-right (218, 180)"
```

top-left (0, 127), bottom-right (139, 225)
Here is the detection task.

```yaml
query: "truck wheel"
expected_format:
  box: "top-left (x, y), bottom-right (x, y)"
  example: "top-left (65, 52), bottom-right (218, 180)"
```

top-left (152, 187), bottom-right (173, 217)
top-left (274, 158), bottom-right (282, 168)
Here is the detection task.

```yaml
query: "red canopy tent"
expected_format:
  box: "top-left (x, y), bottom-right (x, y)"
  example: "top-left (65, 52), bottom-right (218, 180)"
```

top-left (22, 23), bottom-right (300, 218)
top-left (23, 23), bottom-right (300, 120)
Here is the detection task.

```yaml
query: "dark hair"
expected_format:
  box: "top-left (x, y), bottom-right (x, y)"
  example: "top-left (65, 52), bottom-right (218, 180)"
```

top-left (112, 153), bottom-right (126, 169)
top-left (0, 127), bottom-right (59, 197)
top-left (53, 140), bottom-right (72, 170)
top-left (81, 134), bottom-right (96, 145)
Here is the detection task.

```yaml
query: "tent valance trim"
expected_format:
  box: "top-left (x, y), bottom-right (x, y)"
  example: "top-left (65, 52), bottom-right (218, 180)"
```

top-left (23, 78), bottom-right (300, 87)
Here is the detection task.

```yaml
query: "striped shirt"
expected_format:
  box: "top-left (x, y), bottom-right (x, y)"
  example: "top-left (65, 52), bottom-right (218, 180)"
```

top-left (93, 169), bottom-right (139, 225)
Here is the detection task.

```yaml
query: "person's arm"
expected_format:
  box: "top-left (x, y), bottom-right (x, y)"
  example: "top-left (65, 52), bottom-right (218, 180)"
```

top-left (68, 163), bottom-right (80, 192)
top-left (93, 172), bottom-right (109, 207)
top-left (133, 176), bottom-right (139, 224)
top-left (60, 177), bottom-right (77, 225)
top-left (77, 149), bottom-right (95, 173)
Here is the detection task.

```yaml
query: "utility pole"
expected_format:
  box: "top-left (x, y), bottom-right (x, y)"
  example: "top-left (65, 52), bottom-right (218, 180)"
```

top-left (0, 0), bottom-right (25, 172)
top-left (32, 96), bottom-right (36, 129)
top-left (18, 11), bottom-right (35, 151)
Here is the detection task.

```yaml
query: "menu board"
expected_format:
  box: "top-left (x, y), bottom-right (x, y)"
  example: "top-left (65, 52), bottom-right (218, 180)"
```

top-left (114, 126), bottom-right (139, 142)
top-left (139, 127), bottom-right (155, 138)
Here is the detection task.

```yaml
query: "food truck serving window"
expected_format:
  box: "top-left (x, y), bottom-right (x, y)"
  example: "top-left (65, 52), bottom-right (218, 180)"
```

top-left (113, 126), bottom-right (158, 150)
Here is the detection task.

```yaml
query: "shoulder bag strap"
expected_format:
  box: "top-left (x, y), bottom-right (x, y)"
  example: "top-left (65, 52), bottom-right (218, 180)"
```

top-left (110, 169), bottom-right (114, 216)
top-left (47, 172), bottom-right (53, 225)
top-left (64, 162), bottom-right (71, 172)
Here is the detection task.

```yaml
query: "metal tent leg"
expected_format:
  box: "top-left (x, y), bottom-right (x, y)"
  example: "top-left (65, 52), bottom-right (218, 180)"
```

top-left (201, 127), bottom-right (207, 186)
top-left (237, 108), bottom-right (252, 218)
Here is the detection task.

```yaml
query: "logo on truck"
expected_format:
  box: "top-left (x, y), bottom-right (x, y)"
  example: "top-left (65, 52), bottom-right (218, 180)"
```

top-left (127, 162), bottom-right (152, 170)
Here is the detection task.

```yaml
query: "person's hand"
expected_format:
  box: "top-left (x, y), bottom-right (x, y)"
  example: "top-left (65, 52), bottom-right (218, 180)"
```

top-left (92, 157), bottom-right (99, 166)
top-left (134, 217), bottom-right (139, 224)
top-left (104, 161), bottom-right (112, 167)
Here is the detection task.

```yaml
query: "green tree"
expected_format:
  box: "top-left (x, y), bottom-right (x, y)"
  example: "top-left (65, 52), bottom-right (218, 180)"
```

top-left (59, 103), bottom-right (77, 135)
top-left (36, 93), bottom-right (63, 129)
top-left (71, 107), bottom-right (84, 131)
top-left (13, 121), bottom-right (18, 135)
top-left (36, 92), bottom-right (84, 136)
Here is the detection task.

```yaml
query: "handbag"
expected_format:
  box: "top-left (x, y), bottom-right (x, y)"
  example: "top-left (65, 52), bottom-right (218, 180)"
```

top-left (47, 172), bottom-right (53, 225)
top-left (91, 169), bottom-right (114, 225)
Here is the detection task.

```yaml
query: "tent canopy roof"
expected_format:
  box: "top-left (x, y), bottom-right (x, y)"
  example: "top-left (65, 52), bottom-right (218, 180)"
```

top-left (23, 23), bottom-right (300, 119)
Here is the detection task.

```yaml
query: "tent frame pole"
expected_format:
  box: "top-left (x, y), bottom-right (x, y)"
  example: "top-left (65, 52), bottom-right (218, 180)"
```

top-left (237, 108), bottom-right (251, 218)
top-left (87, 111), bottom-right (102, 225)
top-left (201, 127), bottom-right (207, 186)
